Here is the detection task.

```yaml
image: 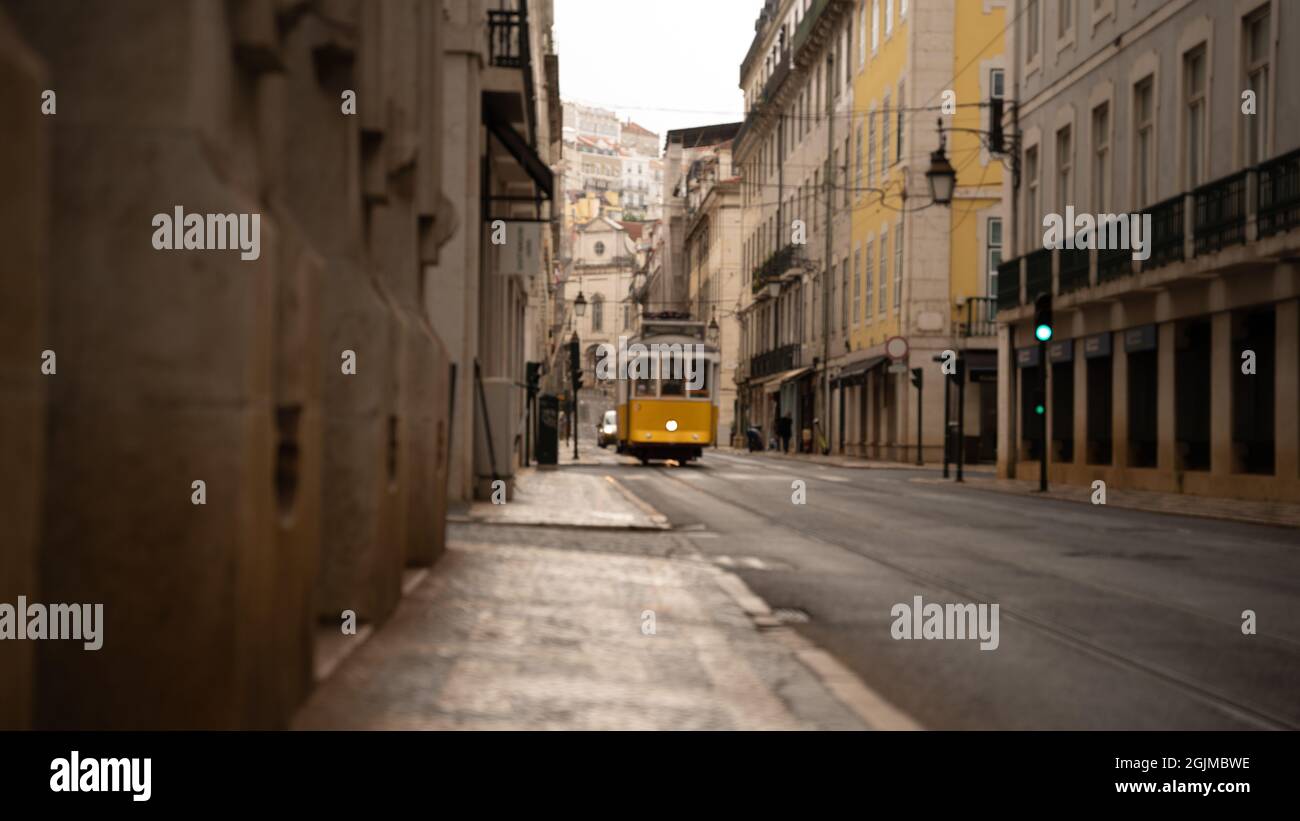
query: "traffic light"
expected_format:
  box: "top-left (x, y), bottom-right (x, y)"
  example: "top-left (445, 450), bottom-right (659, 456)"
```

top-left (1033, 293), bottom-right (1054, 342)
top-left (910, 367), bottom-right (923, 389)
top-left (525, 361), bottom-right (541, 396)
top-left (568, 338), bottom-right (583, 390)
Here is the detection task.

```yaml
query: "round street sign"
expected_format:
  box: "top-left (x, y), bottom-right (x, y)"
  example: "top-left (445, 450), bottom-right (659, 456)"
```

top-left (885, 336), bottom-right (909, 361)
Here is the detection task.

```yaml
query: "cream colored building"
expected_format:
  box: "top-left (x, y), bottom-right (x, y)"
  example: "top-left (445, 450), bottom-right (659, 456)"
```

top-left (997, 0), bottom-right (1300, 504)
top-left (684, 139), bottom-right (744, 443)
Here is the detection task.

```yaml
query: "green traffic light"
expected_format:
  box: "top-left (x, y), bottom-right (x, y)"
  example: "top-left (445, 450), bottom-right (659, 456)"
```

top-left (1035, 323), bottom-right (1053, 342)
top-left (1035, 404), bottom-right (1046, 415)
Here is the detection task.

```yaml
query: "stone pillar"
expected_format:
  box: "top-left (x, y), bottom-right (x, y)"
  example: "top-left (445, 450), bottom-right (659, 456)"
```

top-left (0, 9), bottom-right (46, 730)
top-left (996, 323), bottom-right (1016, 477)
top-left (1157, 321), bottom-right (1177, 473)
top-left (1113, 336), bottom-right (1129, 470)
top-left (1210, 311), bottom-right (1234, 476)
top-left (1072, 345), bottom-right (1087, 467)
top-left (1275, 299), bottom-right (1299, 481)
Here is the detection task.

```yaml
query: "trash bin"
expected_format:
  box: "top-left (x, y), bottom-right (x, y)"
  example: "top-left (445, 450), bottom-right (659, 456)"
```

top-left (535, 394), bottom-right (559, 466)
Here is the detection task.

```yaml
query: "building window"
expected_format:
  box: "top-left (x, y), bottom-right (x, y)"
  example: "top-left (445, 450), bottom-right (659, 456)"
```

top-left (1184, 44), bottom-right (1207, 188)
top-left (886, 0), bottom-right (894, 35)
top-left (991, 68), bottom-right (1005, 100)
top-left (1133, 75), bottom-right (1154, 207)
top-left (592, 294), bottom-right (605, 332)
top-left (882, 94), bottom-right (891, 172)
top-left (1025, 144), bottom-right (1040, 249)
top-left (1057, 0), bottom-right (1073, 39)
top-left (841, 258), bottom-right (849, 330)
top-left (871, 0), bottom-right (880, 52)
top-left (855, 123), bottom-right (865, 193)
top-left (852, 248), bottom-right (861, 324)
top-left (865, 238), bottom-right (875, 324)
top-left (858, 1), bottom-right (867, 67)
top-left (878, 231), bottom-right (888, 315)
top-left (594, 240), bottom-right (605, 256)
top-left (987, 217), bottom-right (1003, 297)
top-left (1243, 6), bottom-right (1270, 166)
top-left (1056, 124), bottom-right (1072, 216)
top-left (867, 111), bottom-right (876, 188)
top-left (1026, 0), bottom-right (1040, 62)
top-left (1091, 102), bottom-right (1109, 211)
top-left (893, 221), bottom-right (903, 310)
top-left (897, 80), bottom-right (905, 163)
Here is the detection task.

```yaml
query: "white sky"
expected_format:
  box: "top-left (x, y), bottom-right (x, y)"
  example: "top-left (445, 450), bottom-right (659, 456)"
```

top-left (553, 0), bottom-right (765, 152)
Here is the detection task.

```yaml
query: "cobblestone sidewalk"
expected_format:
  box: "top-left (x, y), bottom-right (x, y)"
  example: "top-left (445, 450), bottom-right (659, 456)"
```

top-left (292, 528), bottom-right (870, 730)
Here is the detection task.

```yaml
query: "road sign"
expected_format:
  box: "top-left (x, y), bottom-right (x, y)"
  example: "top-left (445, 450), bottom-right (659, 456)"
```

top-left (885, 335), bottom-right (909, 361)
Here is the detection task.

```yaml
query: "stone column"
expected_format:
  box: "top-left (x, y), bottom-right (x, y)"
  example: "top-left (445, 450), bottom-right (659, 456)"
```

top-left (1113, 336), bottom-right (1130, 470)
top-left (0, 9), bottom-right (46, 730)
top-left (1157, 322), bottom-right (1177, 473)
top-left (997, 323), bottom-right (1015, 477)
top-left (1210, 311), bottom-right (1234, 476)
top-left (1275, 299), bottom-right (1299, 482)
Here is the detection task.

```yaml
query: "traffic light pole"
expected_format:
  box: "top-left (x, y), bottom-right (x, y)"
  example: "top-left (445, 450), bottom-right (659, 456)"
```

top-left (1039, 341), bottom-right (1048, 492)
top-left (912, 368), bottom-right (923, 466)
top-left (956, 358), bottom-right (966, 483)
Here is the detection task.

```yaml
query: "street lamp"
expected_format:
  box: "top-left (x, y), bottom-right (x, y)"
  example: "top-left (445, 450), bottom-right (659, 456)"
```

top-left (927, 121), bottom-right (957, 206)
top-left (707, 315), bottom-right (719, 345)
top-left (574, 290), bottom-right (587, 317)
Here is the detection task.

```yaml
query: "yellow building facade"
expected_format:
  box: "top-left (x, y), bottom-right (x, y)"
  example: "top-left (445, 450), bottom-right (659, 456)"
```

top-left (837, 0), bottom-right (1006, 464)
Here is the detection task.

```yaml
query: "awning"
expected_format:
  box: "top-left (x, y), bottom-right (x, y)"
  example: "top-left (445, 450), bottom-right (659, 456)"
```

top-left (833, 355), bottom-right (886, 384)
top-left (484, 108), bottom-right (554, 200)
top-left (759, 366), bottom-right (810, 393)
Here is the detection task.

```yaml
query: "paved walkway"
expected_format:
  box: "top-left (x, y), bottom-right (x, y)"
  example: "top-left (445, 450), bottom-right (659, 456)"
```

top-left (292, 527), bottom-right (871, 730)
top-left (458, 466), bottom-right (668, 530)
top-left (918, 475), bottom-right (1300, 528)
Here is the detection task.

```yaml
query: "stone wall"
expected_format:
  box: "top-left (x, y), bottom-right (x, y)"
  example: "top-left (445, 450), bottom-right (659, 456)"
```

top-left (1, 0), bottom-right (453, 729)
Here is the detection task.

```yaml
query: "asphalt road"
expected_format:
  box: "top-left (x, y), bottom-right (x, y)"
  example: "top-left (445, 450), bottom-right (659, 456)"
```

top-left (576, 443), bottom-right (1300, 730)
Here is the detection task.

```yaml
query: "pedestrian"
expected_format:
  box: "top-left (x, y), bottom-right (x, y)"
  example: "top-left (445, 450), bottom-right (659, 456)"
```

top-left (777, 414), bottom-right (793, 453)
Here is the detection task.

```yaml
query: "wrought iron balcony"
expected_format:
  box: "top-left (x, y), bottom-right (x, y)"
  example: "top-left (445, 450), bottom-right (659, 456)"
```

top-left (487, 9), bottom-right (528, 69)
top-left (1097, 244), bottom-right (1133, 284)
top-left (752, 343), bottom-right (801, 379)
top-left (996, 257), bottom-right (1020, 311)
top-left (1193, 170), bottom-right (1247, 256)
top-left (751, 244), bottom-right (802, 294)
top-left (1143, 194), bottom-right (1186, 271)
top-left (1024, 248), bottom-right (1052, 301)
top-left (1058, 247), bottom-right (1090, 294)
top-left (959, 297), bottom-right (997, 337)
top-left (1258, 148), bottom-right (1300, 238)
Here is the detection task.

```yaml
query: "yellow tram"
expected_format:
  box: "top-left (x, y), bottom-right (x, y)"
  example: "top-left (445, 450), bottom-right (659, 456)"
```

top-left (615, 318), bottom-right (720, 464)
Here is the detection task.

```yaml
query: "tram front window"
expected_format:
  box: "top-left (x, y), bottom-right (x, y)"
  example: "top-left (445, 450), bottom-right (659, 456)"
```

top-left (634, 376), bottom-right (655, 397)
top-left (687, 360), bottom-right (709, 398)
top-left (660, 377), bottom-right (685, 396)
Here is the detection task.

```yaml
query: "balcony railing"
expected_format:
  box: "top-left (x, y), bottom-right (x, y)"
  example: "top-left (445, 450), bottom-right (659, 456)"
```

top-left (752, 343), bottom-right (801, 379)
top-left (1024, 248), bottom-right (1052, 301)
top-left (1058, 247), bottom-right (1090, 294)
top-left (960, 297), bottom-right (997, 337)
top-left (1194, 170), bottom-right (1247, 256)
top-left (1143, 194), bottom-right (1186, 271)
top-left (996, 258), bottom-right (1020, 311)
top-left (1258, 148), bottom-right (1300, 238)
top-left (487, 9), bottom-right (527, 69)
top-left (752, 244), bottom-right (801, 294)
top-left (792, 0), bottom-right (832, 59)
top-left (1097, 244), bottom-right (1133, 283)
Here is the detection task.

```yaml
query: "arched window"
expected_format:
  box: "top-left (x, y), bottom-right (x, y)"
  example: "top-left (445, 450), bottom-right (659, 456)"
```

top-left (591, 294), bottom-right (605, 331)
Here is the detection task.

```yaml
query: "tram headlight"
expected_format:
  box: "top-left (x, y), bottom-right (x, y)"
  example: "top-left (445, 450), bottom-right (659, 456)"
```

top-left (666, 420), bottom-right (678, 432)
